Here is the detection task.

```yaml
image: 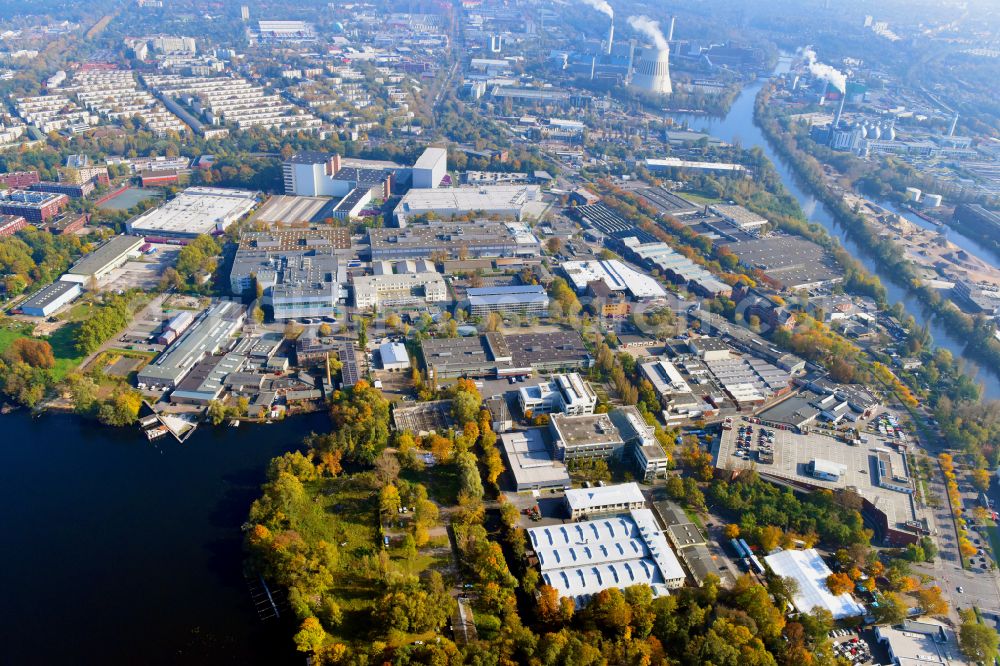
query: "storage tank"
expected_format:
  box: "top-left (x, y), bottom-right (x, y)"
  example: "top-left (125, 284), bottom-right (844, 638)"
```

top-left (924, 193), bottom-right (942, 208)
top-left (630, 46), bottom-right (672, 95)
top-left (905, 187), bottom-right (922, 202)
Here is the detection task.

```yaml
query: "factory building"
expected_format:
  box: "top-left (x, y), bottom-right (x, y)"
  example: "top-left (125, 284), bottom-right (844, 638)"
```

top-left (527, 508), bottom-right (686, 606)
top-left (137, 301), bottom-right (246, 391)
top-left (411, 146), bottom-right (447, 189)
top-left (229, 229), bottom-right (350, 320)
top-left (281, 152), bottom-right (392, 215)
top-left (368, 222), bottom-right (539, 260)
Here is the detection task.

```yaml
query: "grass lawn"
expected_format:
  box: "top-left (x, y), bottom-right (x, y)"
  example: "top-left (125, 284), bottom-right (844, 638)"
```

top-left (985, 522), bottom-right (1000, 564)
top-left (680, 191), bottom-right (722, 206)
top-left (683, 506), bottom-right (706, 530)
top-left (403, 462), bottom-right (461, 505)
top-left (0, 320), bottom-right (83, 381)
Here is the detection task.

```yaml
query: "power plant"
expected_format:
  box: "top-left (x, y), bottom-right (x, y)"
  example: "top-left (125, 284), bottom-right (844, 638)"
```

top-left (630, 46), bottom-right (672, 95)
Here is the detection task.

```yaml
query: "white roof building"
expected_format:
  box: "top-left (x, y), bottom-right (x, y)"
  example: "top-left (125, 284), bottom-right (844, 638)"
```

top-left (561, 259), bottom-right (666, 300)
top-left (393, 185), bottom-right (543, 225)
top-left (127, 187), bottom-right (258, 237)
top-left (379, 342), bottom-right (410, 371)
top-left (564, 482), bottom-right (646, 518)
top-left (527, 509), bottom-right (685, 607)
top-left (763, 549), bottom-right (865, 620)
top-left (875, 619), bottom-right (970, 666)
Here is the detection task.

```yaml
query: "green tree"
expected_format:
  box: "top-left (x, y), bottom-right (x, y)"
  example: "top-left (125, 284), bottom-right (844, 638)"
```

top-left (960, 612), bottom-right (1000, 663)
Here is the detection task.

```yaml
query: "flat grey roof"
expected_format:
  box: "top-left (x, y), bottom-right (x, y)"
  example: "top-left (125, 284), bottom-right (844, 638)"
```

top-left (65, 235), bottom-right (143, 278)
top-left (500, 428), bottom-right (571, 489)
top-left (22, 280), bottom-right (79, 310)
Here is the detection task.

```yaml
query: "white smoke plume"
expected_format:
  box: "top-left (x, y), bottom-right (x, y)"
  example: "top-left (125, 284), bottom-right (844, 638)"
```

top-left (580, 0), bottom-right (613, 19)
top-left (801, 46), bottom-right (846, 93)
top-left (628, 15), bottom-right (668, 51)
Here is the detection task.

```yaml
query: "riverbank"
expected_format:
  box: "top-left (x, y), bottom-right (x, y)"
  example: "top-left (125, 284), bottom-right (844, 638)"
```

top-left (753, 84), bottom-right (1000, 386)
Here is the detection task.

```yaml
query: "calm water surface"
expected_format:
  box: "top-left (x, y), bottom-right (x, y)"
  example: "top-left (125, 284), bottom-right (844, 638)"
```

top-left (0, 409), bottom-right (329, 665)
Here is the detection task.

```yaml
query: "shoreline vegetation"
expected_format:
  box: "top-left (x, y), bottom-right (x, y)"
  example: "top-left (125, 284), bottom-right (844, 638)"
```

top-left (753, 84), bottom-right (1000, 381)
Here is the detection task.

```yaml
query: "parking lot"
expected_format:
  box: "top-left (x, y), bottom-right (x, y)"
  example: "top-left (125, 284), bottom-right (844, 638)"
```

top-left (830, 629), bottom-right (884, 665)
top-left (97, 244), bottom-right (180, 292)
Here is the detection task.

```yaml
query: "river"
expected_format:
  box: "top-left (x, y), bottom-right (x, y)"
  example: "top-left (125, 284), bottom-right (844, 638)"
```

top-left (0, 410), bottom-right (329, 665)
top-left (669, 62), bottom-right (1000, 399)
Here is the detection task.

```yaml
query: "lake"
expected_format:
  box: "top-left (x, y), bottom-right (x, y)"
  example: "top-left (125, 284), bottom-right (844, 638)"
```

top-left (0, 409), bottom-right (329, 665)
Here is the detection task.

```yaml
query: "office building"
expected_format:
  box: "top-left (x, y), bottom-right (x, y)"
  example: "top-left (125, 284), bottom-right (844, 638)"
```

top-left (506, 330), bottom-right (592, 372)
top-left (0, 190), bottom-right (68, 223)
top-left (412, 146), bottom-right (447, 189)
top-left (20, 280), bottom-right (82, 317)
top-left (527, 508), bottom-right (685, 607)
top-left (499, 428), bottom-right (571, 492)
top-left (518, 372), bottom-right (597, 417)
top-left (549, 412), bottom-right (625, 462)
top-left (467, 285), bottom-right (549, 318)
top-left (61, 235), bottom-right (144, 285)
top-left (353, 269), bottom-right (448, 311)
top-left (127, 187), bottom-right (258, 238)
top-left (563, 482), bottom-right (646, 520)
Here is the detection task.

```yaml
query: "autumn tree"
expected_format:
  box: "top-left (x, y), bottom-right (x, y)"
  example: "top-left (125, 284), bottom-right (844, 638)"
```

top-left (915, 585), bottom-right (948, 617)
top-left (825, 572), bottom-right (854, 596)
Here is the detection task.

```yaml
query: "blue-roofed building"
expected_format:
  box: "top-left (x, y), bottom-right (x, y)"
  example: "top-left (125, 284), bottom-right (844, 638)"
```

top-left (467, 285), bottom-right (549, 318)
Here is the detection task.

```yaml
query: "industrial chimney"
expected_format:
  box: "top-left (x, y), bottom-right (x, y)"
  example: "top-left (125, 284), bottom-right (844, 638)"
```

top-left (829, 93), bottom-right (846, 144)
top-left (948, 113), bottom-right (958, 137)
top-left (667, 17), bottom-right (676, 42)
top-left (605, 20), bottom-right (614, 55)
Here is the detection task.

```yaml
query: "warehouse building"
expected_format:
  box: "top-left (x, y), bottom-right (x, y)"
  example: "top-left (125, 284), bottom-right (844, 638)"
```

top-left (725, 235), bottom-right (843, 290)
top-left (61, 235), bottom-right (145, 285)
top-left (421, 332), bottom-right (514, 379)
top-left (379, 342), bottom-right (410, 371)
top-left (561, 259), bottom-right (666, 300)
top-left (527, 508), bottom-right (685, 607)
top-left (499, 428), bottom-right (571, 492)
top-left (467, 285), bottom-right (549, 318)
top-left (0, 190), bottom-right (69, 223)
top-left (763, 549), bottom-right (865, 619)
top-left (20, 280), bottom-right (82, 317)
top-left (127, 187), bottom-right (259, 238)
top-left (412, 146), bottom-right (447, 189)
top-left (137, 301), bottom-right (246, 390)
top-left (507, 330), bottom-right (592, 372)
top-left (393, 185), bottom-right (543, 226)
top-left (709, 204), bottom-right (768, 232)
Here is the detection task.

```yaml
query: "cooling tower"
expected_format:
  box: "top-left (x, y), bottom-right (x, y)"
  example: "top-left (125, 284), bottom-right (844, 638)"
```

top-left (630, 46), bottom-right (672, 95)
